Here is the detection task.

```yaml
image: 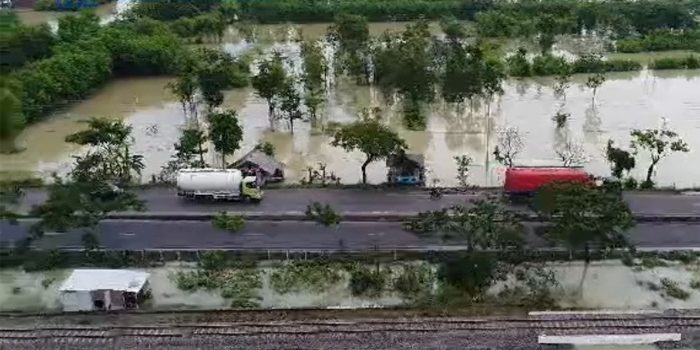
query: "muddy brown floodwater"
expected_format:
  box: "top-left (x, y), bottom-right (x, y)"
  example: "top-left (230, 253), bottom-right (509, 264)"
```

top-left (2, 22), bottom-right (698, 188)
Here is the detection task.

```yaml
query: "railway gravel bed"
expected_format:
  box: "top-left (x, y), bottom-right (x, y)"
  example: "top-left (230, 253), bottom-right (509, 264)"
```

top-left (2, 312), bottom-right (700, 349)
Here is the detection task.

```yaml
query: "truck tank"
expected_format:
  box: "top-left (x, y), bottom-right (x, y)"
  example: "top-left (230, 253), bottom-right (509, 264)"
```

top-left (176, 169), bottom-right (242, 195)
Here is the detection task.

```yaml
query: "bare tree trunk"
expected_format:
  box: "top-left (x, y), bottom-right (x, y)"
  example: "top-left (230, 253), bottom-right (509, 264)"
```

top-left (645, 159), bottom-right (658, 185)
top-left (268, 102), bottom-right (275, 130)
top-left (361, 157), bottom-right (372, 184)
top-left (578, 244), bottom-right (591, 295)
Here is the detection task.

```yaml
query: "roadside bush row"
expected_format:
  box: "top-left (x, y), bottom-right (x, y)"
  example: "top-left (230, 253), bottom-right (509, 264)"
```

top-left (616, 29), bottom-right (700, 53)
top-left (507, 51), bottom-right (642, 77)
top-left (650, 56), bottom-right (700, 70)
top-left (5, 247), bottom-right (698, 272)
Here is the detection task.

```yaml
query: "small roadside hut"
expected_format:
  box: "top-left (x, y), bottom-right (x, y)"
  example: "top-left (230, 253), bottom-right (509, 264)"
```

top-left (58, 269), bottom-right (151, 312)
top-left (386, 153), bottom-right (425, 186)
top-left (232, 149), bottom-right (285, 184)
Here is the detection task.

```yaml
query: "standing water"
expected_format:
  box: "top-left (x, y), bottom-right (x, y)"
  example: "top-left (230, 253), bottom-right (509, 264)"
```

top-left (2, 23), bottom-right (698, 188)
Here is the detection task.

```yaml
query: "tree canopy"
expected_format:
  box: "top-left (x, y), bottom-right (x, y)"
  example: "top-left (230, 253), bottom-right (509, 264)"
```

top-left (331, 119), bottom-right (407, 184)
top-left (207, 110), bottom-right (244, 168)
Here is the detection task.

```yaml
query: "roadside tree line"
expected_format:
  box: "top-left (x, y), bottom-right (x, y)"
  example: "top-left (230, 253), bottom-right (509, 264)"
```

top-left (404, 181), bottom-right (635, 294)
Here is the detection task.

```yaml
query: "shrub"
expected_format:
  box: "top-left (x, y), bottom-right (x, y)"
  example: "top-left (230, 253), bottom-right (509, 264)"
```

top-left (269, 261), bottom-right (343, 294)
top-left (651, 57), bottom-right (687, 70)
top-left (349, 264), bottom-right (387, 297)
top-left (22, 250), bottom-right (69, 272)
top-left (199, 251), bottom-right (226, 271)
top-left (212, 212), bottom-right (246, 232)
top-left (437, 253), bottom-right (497, 296)
top-left (691, 280), bottom-right (700, 290)
top-left (506, 48), bottom-right (532, 77)
top-left (532, 54), bottom-right (569, 76)
top-left (616, 29), bottom-right (700, 53)
top-left (650, 55), bottom-right (700, 70)
top-left (571, 54), bottom-right (641, 74)
top-left (660, 278), bottom-right (690, 300)
top-left (254, 142), bottom-right (275, 156)
top-left (305, 202), bottom-right (342, 226)
top-left (393, 264), bottom-right (434, 299)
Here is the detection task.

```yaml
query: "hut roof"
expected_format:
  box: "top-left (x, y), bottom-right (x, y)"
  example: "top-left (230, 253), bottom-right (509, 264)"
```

top-left (59, 269), bottom-right (150, 293)
top-left (233, 149), bottom-right (284, 174)
top-left (387, 153), bottom-right (425, 168)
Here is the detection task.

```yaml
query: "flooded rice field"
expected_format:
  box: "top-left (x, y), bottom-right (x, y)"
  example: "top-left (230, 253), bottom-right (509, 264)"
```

top-left (4, 20), bottom-right (699, 187)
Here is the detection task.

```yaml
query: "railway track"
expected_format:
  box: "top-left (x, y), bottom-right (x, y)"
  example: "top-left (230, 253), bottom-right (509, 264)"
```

top-left (2, 315), bottom-right (700, 341)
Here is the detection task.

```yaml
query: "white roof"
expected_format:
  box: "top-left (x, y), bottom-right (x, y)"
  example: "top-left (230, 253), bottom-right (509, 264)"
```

top-left (59, 269), bottom-right (150, 293)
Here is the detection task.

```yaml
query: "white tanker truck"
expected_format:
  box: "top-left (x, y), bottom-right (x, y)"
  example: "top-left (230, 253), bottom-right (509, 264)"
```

top-left (176, 169), bottom-right (263, 202)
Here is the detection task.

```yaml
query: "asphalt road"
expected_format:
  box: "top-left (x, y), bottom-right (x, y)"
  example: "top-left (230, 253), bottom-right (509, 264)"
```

top-left (16, 188), bottom-right (700, 216)
top-left (2, 220), bottom-right (699, 251)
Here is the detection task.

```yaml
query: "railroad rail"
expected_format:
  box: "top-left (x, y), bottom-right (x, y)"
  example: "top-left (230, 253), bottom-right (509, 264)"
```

top-left (2, 315), bottom-right (700, 341)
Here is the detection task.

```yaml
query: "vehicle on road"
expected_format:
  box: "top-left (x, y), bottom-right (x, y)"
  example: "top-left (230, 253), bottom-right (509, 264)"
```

top-left (504, 166), bottom-right (594, 197)
top-left (176, 169), bottom-right (263, 202)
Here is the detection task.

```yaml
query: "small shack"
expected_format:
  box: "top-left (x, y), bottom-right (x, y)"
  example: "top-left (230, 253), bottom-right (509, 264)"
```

top-left (58, 269), bottom-right (151, 312)
top-left (232, 149), bottom-right (285, 184)
top-left (386, 153), bottom-right (425, 186)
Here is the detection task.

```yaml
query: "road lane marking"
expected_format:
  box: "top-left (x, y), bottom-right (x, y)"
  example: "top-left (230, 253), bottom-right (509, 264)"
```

top-left (538, 333), bottom-right (681, 345)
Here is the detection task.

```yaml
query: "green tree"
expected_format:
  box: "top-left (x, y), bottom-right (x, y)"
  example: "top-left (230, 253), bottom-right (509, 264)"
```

top-left (0, 81), bottom-right (25, 153)
top-left (454, 155), bottom-right (472, 189)
top-left (57, 11), bottom-right (100, 43)
top-left (175, 127), bottom-right (208, 167)
top-left (373, 21), bottom-right (436, 129)
top-left (534, 182), bottom-right (634, 290)
top-left (441, 44), bottom-right (485, 104)
top-left (630, 126), bottom-right (690, 188)
top-left (252, 53), bottom-right (288, 130)
top-left (606, 139), bottom-right (636, 180)
top-left (195, 48), bottom-right (249, 111)
top-left (278, 79), bottom-right (304, 134)
top-left (301, 41), bottom-right (327, 126)
top-left (331, 119), bottom-right (407, 184)
top-left (133, 0), bottom-right (219, 21)
top-left (440, 16), bottom-right (467, 43)
top-left (31, 175), bottom-right (144, 237)
top-left (207, 110), bottom-right (243, 168)
top-left (65, 118), bottom-right (144, 185)
top-left (168, 72), bottom-right (199, 124)
top-left (328, 14), bottom-right (370, 84)
top-left (586, 73), bottom-right (606, 102)
top-left (433, 198), bottom-right (523, 251)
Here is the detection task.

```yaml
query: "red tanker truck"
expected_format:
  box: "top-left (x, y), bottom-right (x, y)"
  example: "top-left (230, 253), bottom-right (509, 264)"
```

top-left (504, 166), bottom-right (594, 196)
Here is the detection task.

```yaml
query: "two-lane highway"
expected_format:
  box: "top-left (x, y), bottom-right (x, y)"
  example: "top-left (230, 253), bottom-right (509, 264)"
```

top-left (2, 219), bottom-right (700, 251)
top-left (15, 187), bottom-right (700, 216)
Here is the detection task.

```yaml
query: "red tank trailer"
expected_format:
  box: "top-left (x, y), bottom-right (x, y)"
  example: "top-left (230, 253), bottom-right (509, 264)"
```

top-left (504, 167), bottom-right (593, 195)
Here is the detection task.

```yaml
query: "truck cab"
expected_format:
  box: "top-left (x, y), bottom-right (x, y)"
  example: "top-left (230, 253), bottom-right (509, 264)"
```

top-left (241, 176), bottom-right (263, 202)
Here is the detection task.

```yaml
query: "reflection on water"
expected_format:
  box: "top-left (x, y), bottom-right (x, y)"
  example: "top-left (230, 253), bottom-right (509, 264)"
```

top-left (2, 24), bottom-right (699, 188)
